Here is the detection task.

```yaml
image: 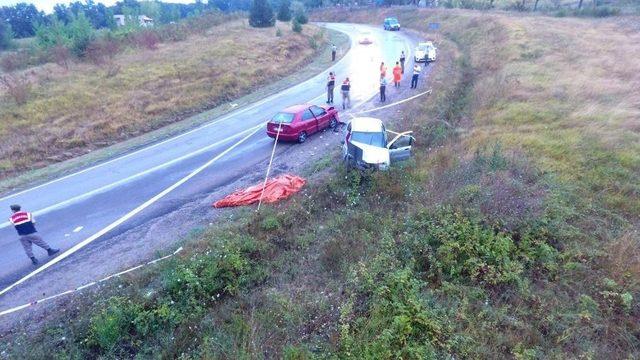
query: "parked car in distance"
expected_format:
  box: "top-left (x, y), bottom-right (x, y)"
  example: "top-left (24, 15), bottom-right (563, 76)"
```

top-left (266, 104), bottom-right (339, 143)
top-left (359, 36), bottom-right (373, 45)
top-left (342, 117), bottom-right (414, 171)
top-left (383, 17), bottom-right (401, 31)
top-left (414, 41), bottom-right (437, 62)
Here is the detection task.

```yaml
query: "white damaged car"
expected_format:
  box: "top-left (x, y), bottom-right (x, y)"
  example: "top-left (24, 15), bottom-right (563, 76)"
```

top-left (414, 41), bottom-right (437, 63)
top-left (342, 117), bottom-right (415, 171)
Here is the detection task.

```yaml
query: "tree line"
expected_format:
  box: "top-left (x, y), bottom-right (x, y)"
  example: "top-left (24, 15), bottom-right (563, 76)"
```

top-left (0, 0), bottom-right (251, 50)
top-left (0, 0), bottom-right (330, 51)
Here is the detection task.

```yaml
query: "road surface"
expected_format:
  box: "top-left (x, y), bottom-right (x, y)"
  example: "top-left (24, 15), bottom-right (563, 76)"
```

top-left (0, 23), bottom-right (418, 294)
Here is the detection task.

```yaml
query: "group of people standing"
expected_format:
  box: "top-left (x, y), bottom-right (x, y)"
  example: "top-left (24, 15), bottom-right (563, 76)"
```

top-left (379, 50), bottom-right (423, 103)
top-left (326, 72), bottom-right (351, 110)
top-left (326, 48), bottom-right (424, 109)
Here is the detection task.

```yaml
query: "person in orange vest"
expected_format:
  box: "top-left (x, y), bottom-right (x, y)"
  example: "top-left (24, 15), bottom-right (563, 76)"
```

top-left (340, 77), bottom-right (351, 110)
top-left (380, 62), bottom-right (387, 77)
top-left (9, 204), bottom-right (59, 265)
top-left (392, 62), bottom-right (402, 88)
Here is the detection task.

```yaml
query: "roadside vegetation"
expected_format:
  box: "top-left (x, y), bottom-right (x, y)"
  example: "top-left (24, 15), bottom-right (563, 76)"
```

top-left (0, 15), bottom-right (324, 179)
top-left (1, 6), bottom-right (639, 359)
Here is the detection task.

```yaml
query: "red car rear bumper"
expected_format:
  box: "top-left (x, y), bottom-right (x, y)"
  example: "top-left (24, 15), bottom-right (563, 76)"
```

top-left (266, 130), bottom-right (299, 141)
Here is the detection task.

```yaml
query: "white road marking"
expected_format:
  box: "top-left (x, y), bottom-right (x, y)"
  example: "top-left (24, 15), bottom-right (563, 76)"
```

top-left (0, 125), bottom-right (264, 230)
top-left (72, 226), bottom-right (83, 233)
top-left (0, 58), bottom-right (341, 204)
top-left (0, 23), bottom-right (416, 298)
top-left (0, 22), bottom-right (360, 211)
top-left (0, 125), bottom-right (263, 297)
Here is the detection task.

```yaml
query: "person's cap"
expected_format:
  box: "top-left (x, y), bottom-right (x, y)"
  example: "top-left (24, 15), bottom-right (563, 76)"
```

top-left (10, 204), bottom-right (20, 211)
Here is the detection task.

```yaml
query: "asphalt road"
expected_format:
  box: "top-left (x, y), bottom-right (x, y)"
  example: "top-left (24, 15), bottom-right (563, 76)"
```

top-left (0, 23), bottom-right (418, 292)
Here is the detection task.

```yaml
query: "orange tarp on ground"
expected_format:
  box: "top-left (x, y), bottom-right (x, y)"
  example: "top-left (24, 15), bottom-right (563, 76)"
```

top-left (213, 174), bottom-right (306, 208)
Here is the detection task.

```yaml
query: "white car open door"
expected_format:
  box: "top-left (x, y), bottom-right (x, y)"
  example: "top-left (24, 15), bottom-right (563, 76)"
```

top-left (387, 131), bottom-right (415, 163)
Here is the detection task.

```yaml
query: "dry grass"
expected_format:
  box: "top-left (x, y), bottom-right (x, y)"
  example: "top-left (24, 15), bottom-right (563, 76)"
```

top-left (467, 15), bottom-right (640, 216)
top-left (0, 21), bottom-right (323, 179)
top-left (313, 7), bottom-right (640, 357)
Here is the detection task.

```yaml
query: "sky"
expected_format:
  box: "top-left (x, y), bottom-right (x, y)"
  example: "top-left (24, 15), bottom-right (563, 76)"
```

top-left (0, 0), bottom-right (198, 14)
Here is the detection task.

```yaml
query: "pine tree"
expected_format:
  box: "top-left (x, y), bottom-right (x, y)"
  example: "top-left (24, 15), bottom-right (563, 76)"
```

top-left (0, 21), bottom-right (13, 50)
top-left (249, 0), bottom-right (275, 28)
top-left (291, 18), bottom-right (302, 33)
top-left (277, 0), bottom-right (292, 22)
top-left (291, 1), bottom-right (308, 24)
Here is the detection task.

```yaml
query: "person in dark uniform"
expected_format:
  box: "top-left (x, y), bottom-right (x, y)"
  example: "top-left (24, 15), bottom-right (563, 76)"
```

top-left (9, 205), bottom-right (59, 265)
top-left (327, 72), bottom-right (336, 104)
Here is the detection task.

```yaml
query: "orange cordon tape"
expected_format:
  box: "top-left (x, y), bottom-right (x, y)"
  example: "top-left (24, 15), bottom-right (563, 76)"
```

top-left (0, 247), bottom-right (183, 317)
top-left (213, 174), bottom-right (306, 208)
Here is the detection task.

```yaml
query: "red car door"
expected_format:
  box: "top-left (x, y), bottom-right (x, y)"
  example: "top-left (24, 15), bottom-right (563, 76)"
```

top-left (309, 105), bottom-right (330, 129)
top-left (300, 108), bottom-right (320, 135)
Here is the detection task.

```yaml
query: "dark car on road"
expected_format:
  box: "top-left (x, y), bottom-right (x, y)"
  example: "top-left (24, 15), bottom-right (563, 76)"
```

top-left (383, 17), bottom-right (400, 31)
top-left (266, 104), bottom-right (339, 143)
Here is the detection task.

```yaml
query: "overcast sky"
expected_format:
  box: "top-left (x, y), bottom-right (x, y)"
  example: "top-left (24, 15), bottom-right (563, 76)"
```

top-left (0, 0), bottom-right (198, 14)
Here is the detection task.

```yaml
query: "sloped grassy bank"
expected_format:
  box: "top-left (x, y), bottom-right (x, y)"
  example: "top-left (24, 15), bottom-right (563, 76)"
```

top-left (2, 8), bottom-right (639, 359)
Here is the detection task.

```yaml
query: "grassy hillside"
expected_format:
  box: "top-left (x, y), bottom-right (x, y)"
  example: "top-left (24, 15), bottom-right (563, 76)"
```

top-left (0, 20), bottom-right (327, 180)
top-left (2, 8), bottom-right (639, 359)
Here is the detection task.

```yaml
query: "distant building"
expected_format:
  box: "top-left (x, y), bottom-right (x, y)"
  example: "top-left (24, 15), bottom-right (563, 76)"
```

top-left (113, 14), bottom-right (154, 27)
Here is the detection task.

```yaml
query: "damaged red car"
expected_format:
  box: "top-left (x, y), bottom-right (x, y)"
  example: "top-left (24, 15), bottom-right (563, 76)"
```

top-left (266, 104), bottom-right (339, 143)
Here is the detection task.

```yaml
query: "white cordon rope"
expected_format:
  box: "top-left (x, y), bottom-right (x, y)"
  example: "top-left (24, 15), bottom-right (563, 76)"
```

top-left (0, 247), bottom-right (183, 317)
top-left (0, 84), bottom-right (431, 316)
top-left (353, 89), bottom-right (432, 115)
top-left (257, 117), bottom-right (285, 211)
top-left (256, 89), bottom-right (432, 210)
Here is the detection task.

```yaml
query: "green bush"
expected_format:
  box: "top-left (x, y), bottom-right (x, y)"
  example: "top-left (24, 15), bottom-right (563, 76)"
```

top-left (292, 19), bottom-right (302, 33)
top-left (87, 297), bottom-right (140, 352)
top-left (249, 0), bottom-right (276, 28)
top-left (0, 20), bottom-right (13, 51)
top-left (277, 0), bottom-right (292, 22)
top-left (339, 267), bottom-right (461, 358)
top-left (410, 210), bottom-right (524, 286)
top-left (35, 14), bottom-right (95, 57)
top-left (291, 1), bottom-right (308, 24)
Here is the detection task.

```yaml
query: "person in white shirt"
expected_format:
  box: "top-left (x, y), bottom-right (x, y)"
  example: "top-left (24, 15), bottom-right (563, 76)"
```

top-left (379, 74), bottom-right (388, 102)
top-left (411, 64), bottom-right (422, 89)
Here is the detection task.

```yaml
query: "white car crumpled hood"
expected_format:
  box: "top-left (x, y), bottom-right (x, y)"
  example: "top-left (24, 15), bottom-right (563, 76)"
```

top-left (350, 141), bottom-right (390, 165)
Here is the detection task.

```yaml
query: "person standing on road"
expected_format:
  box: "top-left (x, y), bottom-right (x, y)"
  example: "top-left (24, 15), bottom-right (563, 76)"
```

top-left (327, 72), bottom-right (336, 104)
top-left (380, 62), bottom-right (387, 77)
top-left (9, 205), bottom-right (59, 265)
top-left (379, 74), bottom-right (388, 102)
top-left (400, 51), bottom-right (406, 74)
top-left (331, 44), bottom-right (337, 61)
top-left (392, 62), bottom-right (402, 88)
top-left (341, 77), bottom-right (351, 110)
top-left (411, 63), bottom-right (422, 89)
